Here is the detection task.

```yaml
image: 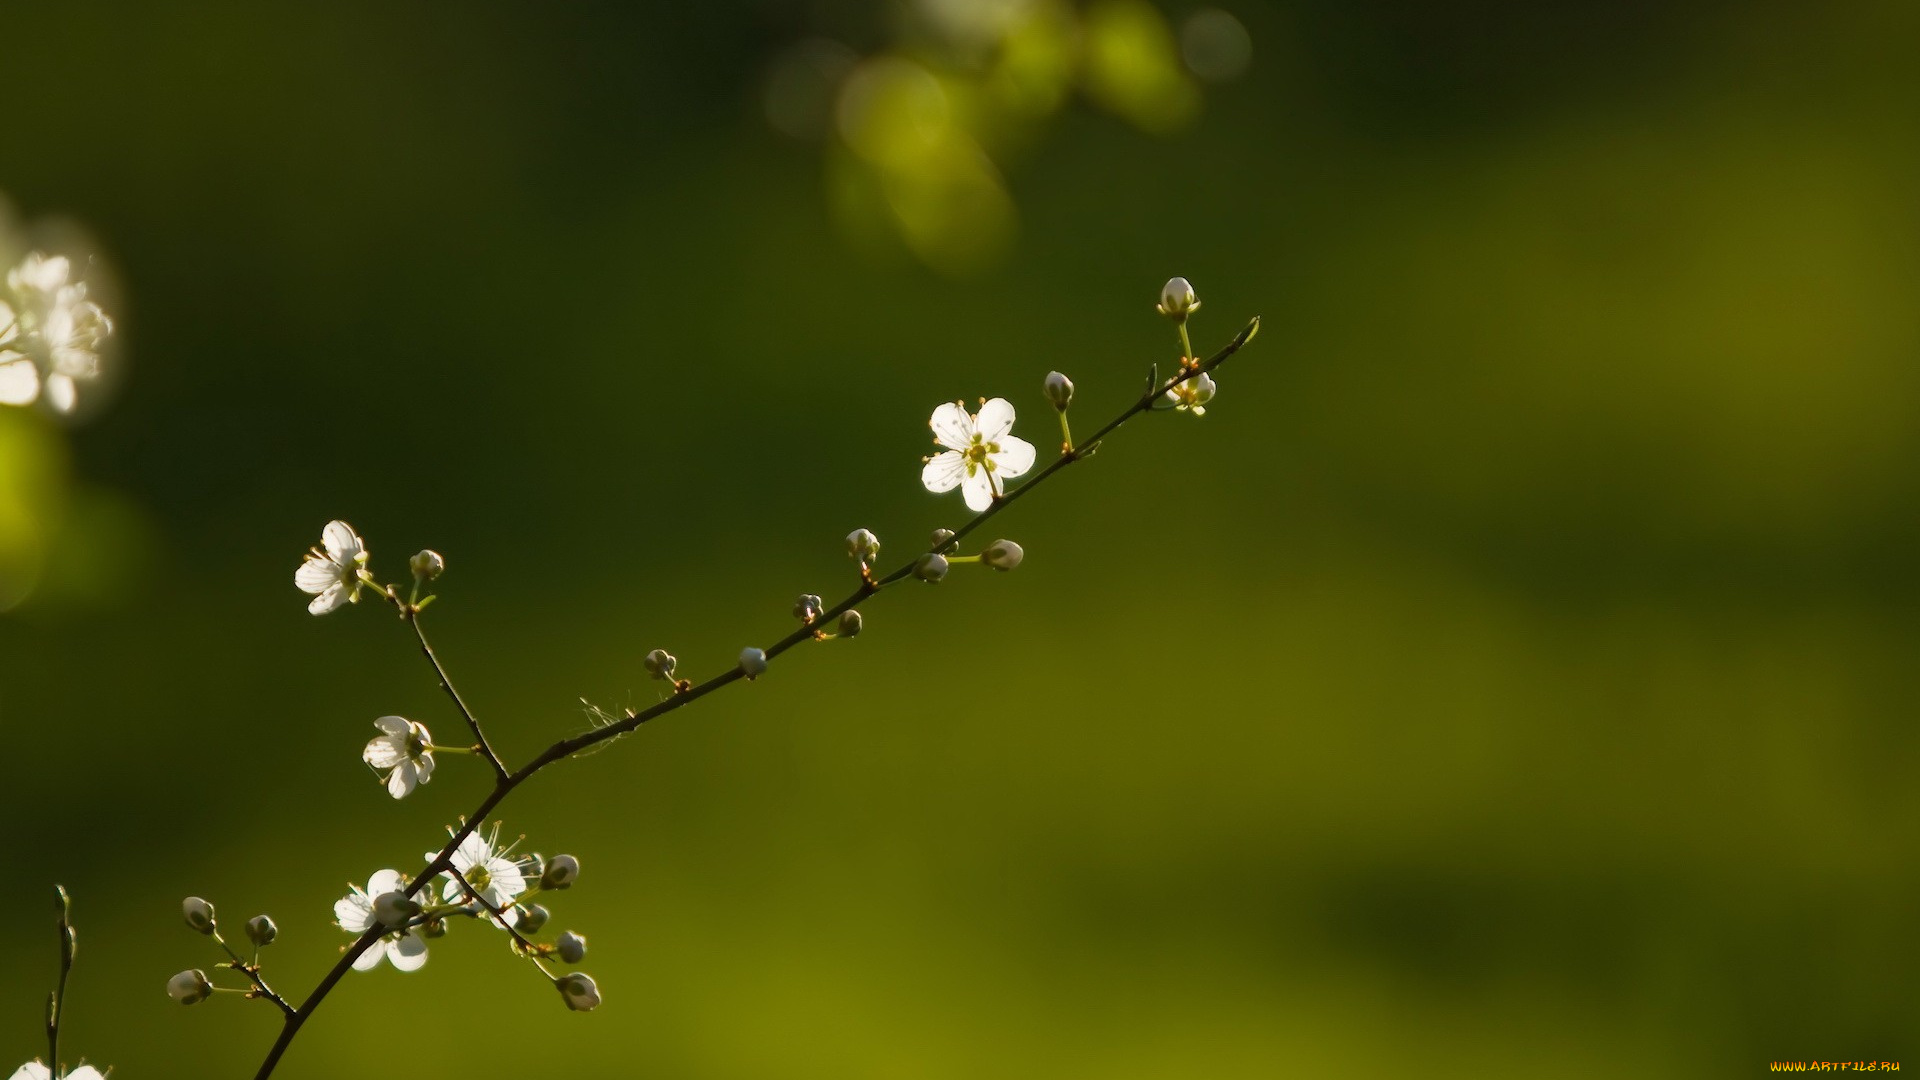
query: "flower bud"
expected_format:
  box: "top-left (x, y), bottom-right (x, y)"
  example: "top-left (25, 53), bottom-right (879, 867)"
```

top-left (793, 593), bottom-right (823, 622)
top-left (1156, 276), bottom-right (1199, 321)
top-left (837, 609), bottom-right (863, 638)
top-left (420, 916), bottom-right (449, 938)
top-left (929, 528), bottom-right (955, 548)
top-left (643, 648), bottom-right (677, 679)
top-left (914, 553), bottom-right (949, 583)
top-left (409, 549), bottom-right (445, 581)
top-left (372, 891), bottom-right (419, 929)
top-left (181, 896), bottom-right (216, 935)
top-left (556, 930), bottom-right (588, 964)
top-left (557, 972), bottom-right (602, 1011)
top-left (981, 539), bottom-right (1024, 571)
top-left (542, 854), bottom-right (582, 890)
top-left (739, 647), bottom-right (768, 679)
top-left (168, 968), bottom-right (213, 1005)
top-left (1043, 371), bottom-right (1074, 410)
top-left (846, 528), bottom-right (880, 563)
top-left (245, 914), bottom-right (278, 948)
top-left (518, 903), bottom-right (552, 934)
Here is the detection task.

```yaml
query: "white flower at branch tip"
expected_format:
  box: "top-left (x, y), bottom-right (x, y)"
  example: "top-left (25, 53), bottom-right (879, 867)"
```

top-left (434, 824), bottom-right (527, 925)
top-left (364, 715), bottom-right (435, 799)
top-left (167, 967), bottom-right (214, 1004)
top-left (1162, 372), bottom-right (1217, 416)
top-left (295, 520), bottom-right (370, 615)
top-left (921, 398), bottom-right (1038, 513)
top-left (557, 972), bottom-right (602, 1011)
top-left (334, 869), bottom-right (430, 972)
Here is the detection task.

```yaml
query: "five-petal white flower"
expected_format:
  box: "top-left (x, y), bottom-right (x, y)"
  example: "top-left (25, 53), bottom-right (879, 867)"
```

top-left (295, 520), bottom-right (370, 615)
top-left (920, 398), bottom-right (1037, 512)
top-left (333, 869), bottom-right (429, 972)
top-left (364, 716), bottom-right (435, 799)
top-left (434, 824), bottom-right (527, 926)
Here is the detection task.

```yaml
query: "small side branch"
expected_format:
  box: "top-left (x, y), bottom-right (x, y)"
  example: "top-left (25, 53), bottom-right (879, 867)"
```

top-left (405, 608), bottom-right (510, 783)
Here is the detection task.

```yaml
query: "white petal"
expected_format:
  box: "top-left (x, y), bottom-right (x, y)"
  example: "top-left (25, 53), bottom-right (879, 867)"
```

top-left (350, 938), bottom-right (387, 971)
top-left (11, 1063), bottom-right (52, 1080)
top-left (961, 468), bottom-right (995, 512)
top-left (334, 892), bottom-right (373, 933)
top-left (43, 374), bottom-right (75, 414)
top-left (366, 868), bottom-right (405, 896)
top-left (974, 397), bottom-right (1016, 442)
top-left (486, 858), bottom-right (527, 899)
top-left (387, 762), bottom-right (416, 799)
top-left (920, 450), bottom-right (966, 493)
top-left (364, 734), bottom-right (406, 770)
top-left (0, 356), bottom-right (38, 405)
top-left (928, 401), bottom-right (975, 451)
top-left (65, 1068), bottom-right (106, 1080)
top-left (454, 832), bottom-right (490, 868)
top-left (307, 581), bottom-right (349, 615)
top-left (414, 750), bottom-right (435, 784)
top-left (295, 555), bottom-right (341, 594)
top-left (373, 714), bottom-right (410, 737)
top-left (989, 435), bottom-right (1036, 479)
top-left (321, 520), bottom-right (362, 564)
top-left (386, 932), bottom-right (428, 972)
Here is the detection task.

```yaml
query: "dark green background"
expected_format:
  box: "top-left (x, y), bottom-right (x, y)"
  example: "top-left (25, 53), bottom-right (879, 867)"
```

top-left (2, 2), bottom-right (1915, 1076)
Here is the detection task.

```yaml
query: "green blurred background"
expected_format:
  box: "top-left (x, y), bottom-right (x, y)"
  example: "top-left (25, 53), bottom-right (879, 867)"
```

top-left (3, 1), bottom-right (1917, 1076)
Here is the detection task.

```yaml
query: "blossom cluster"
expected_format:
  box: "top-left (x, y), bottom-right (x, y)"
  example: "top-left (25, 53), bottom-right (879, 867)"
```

top-left (0, 252), bottom-right (112, 414)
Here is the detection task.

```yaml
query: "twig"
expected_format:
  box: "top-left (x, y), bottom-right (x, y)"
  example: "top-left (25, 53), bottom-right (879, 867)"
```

top-left (405, 608), bottom-right (510, 782)
top-left (250, 315), bottom-right (1261, 1078)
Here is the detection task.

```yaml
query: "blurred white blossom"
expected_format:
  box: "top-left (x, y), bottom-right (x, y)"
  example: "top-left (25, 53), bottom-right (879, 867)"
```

top-left (12, 1064), bottom-right (106, 1080)
top-left (0, 252), bottom-right (113, 414)
top-left (920, 398), bottom-right (1037, 512)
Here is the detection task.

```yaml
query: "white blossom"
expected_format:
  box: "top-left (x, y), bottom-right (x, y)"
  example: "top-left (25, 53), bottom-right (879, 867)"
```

top-left (1162, 372), bottom-right (1216, 416)
top-left (920, 398), bottom-right (1037, 512)
top-left (294, 520), bottom-right (370, 615)
top-left (13, 1062), bottom-right (107, 1080)
top-left (363, 715), bottom-right (435, 799)
top-left (433, 824), bottom-right (527, 926)
top-left (0, 253), bottom-right (113, 414)
top-left (333, 869), bottom-right (429, 972)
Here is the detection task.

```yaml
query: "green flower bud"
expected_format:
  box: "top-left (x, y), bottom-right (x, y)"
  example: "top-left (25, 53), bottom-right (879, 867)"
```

top-left (981, 539), bottom-right (1024, 571)
top-left (245, 914), bottom-right (278, 948)
top-left (643, 649), bottom-right (677, 679)
top-left (1156, 276), bottom-right (1199, 321)
top-left (558, 971), bottom-right (602, 1011)
top-left (837, 609), bottom-right (863, 638)
top-left (1043, 371), bottom-right (1074, 410)
top-left (372, 891), bottom-right (419, 929)
top-left (914, 553), bottom-right (949, 583)
top-left (929, 528), bottom-right (955, 548)
top-left (168, 968), bottom-right (213, 1005)
top-left (542, 854), bottom-right (581, 890)
top-left (409, 549), bottom-right (445, 581)
top-left (518, 903), bottom-right (551, 934)
top-left (556, 930), bottom-right (588, 964)
top-left (739, 647), bottom-right (768, 679)
top-left (846, 528), bottom-right (881, 562)
top-left (181, 896), bottom-right (216, 935)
